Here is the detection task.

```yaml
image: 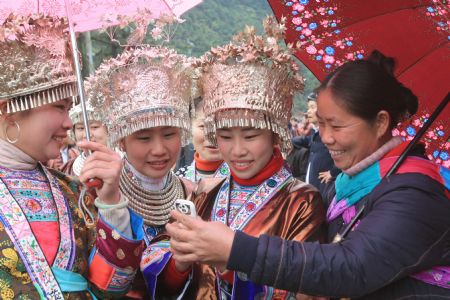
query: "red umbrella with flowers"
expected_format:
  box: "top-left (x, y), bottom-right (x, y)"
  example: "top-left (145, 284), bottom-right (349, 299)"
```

top-left (267, 0), bottom-right (449, 167)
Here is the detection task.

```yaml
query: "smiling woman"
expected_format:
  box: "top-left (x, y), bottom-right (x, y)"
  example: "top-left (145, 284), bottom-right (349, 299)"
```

top-left (176, 98), bottom-right (224, 183)
top-left (166, 50), bottom-right (450, 299)
top-left (157, 17), bottom-right (327, 300)
top-left (0, 14), bottom-right (143, 299)
top-left (122, 126), bottom-right (182, 180)
top-left (2, 99), bottom-right (74, 163)
top-left (86, 45), bottom-right (196, 298)
top-left (58, 102), bottom-right (107, 176)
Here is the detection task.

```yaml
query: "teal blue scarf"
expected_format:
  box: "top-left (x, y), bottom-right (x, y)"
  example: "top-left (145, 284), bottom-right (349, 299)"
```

top-left (335, 161), bottom-right (382, 207)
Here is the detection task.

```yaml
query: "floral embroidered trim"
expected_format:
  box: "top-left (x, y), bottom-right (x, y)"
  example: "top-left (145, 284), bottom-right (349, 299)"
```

top-left (0, 173), bottom-right (64, 298)
top-left (41, 165), bottom-right (76, 270)
top-left (212, 166), bottom-right (292, 231)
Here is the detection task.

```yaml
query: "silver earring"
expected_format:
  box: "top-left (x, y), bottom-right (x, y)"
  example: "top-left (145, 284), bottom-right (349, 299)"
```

top-left (5, 121), bottom-right (20, 144)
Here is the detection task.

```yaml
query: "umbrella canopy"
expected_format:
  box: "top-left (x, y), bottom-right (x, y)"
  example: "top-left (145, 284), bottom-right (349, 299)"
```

top-left (0, 0), bottom-right (202, 188)
top-left (0, 0), bottom-right (202, 32)
top-left (268, 0), bottom-right (449, 166)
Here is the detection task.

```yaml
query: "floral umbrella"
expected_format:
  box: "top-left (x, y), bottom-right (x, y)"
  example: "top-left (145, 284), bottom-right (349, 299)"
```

top-left (0, 0), bottom-right (202, 31)
top-left (268, 0), bottom-right (449, 166)
top-left (0, 0), bottom-right (202, 187)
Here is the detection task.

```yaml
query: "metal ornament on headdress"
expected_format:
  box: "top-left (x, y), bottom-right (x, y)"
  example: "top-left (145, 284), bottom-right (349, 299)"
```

top-left (0, 14), bottom-right (78, 114)
top-left (197, 16), bottom-right (304, 155)
top-left (87, 46), bottom-right (193, 148)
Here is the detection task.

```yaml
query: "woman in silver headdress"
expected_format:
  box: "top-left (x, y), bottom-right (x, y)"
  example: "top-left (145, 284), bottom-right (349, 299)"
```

top-left (86, 45), bottom-right (195, 298)
top-left (152, 17), bottom-right (326, 300)
top-left (0, 14), bottom-right (143, 299)
top-left (61, 102), bottom-right (108, 176)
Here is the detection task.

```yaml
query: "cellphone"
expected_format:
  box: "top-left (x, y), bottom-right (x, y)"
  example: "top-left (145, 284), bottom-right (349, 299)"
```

top-left (174, 199), bottom-right (197, 217)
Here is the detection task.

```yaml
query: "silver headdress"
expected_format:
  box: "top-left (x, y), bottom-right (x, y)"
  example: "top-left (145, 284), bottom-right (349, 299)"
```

top-left (69, 101), bottom-right (101, 125)
top-left (87, 46), bottom-right (193, 147)
top-left (197, 16), bottom-right (304, 155)
top-left (0, 14), bottom-right (77, 114)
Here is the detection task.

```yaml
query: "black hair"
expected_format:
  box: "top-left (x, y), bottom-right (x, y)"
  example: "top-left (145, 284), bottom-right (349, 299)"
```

top-left (317, 50), bottom-right (418, 129)
top-left (190, 97), bottom-right (204, 121)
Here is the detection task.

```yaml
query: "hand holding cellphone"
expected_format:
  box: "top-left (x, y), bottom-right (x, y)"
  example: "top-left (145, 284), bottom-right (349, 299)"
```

top-left (174, 199), bottom-right (197, 217)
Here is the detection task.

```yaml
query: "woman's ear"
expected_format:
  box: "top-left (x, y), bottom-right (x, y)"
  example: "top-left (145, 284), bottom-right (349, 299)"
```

top-left (375, 110), bottom-right (391, 139)
top-left (0, 102), bottom-right (8, 119)
top-left (272, 132), bottom-right (281, 146)
top-left (0, 102), bottom-right (19, 123)
top-left (119, 139), bottom-right (126, 152)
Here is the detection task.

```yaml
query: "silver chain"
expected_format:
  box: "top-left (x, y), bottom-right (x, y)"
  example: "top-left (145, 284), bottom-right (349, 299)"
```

top-left (120, 169), bottom-right (184, 226)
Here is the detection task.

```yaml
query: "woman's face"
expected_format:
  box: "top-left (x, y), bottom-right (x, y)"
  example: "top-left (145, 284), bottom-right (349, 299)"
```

top-left (316, 88), bottom-right (388, 170)
top-left (74, 120), bottom-right (108, 146)
top-left (121, 126), bottom-right (182, 180)
top-left (1, 98), bottom-right (73, 162)
top-left (216, 127), bottom-right (274, 179)
top-left (192, 111), bottom-right (222, 162)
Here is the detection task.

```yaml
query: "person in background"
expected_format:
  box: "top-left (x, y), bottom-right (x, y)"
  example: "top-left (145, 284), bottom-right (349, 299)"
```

top-left (0, 14), bottom-right (143, 298)
top-left (60, 102), bottom-right (108, 176)
top-left (292, 94), bottom-right (340, 201)
top-left (289, 116), bottom-right (299, 137)
top-left (167, 50), bottom-right (450, 299)
top-left (45, 134), bottom-right (79, 171)
top-left (176, 97), bottom-right (224, 183)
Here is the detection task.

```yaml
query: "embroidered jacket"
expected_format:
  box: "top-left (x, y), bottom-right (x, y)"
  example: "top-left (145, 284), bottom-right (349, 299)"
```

top-left (141, 164), bottom-right (326, 300)
top-left (0, 167), bottom-right (144, 299)
top-left (128, 177), bottom-right (195, 299)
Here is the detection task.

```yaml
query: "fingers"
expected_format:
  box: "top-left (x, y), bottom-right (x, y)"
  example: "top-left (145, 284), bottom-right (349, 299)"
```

top-left (79, 148), bottom-right (122, 183)
top-left (77, 140), bottom-right (114, 154)
top-left (170, 238), bottom-right (196, 254)
top-left (171, 252), bottom-right (199, 265)
top-left (170, 210), bottom-right (199, 230)
top-left (82, 156), bottom-right (122, 174)
top-left (83, 149), bottom-right (121, 165)
top-left (79, 165), bottom-right (116, 184)
top-left (166, 221), bottom-right (193, 243)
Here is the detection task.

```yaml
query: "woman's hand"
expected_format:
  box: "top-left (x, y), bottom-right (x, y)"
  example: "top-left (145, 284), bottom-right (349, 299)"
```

top-left (166, 210), bottom-right (235, 270)
top-left (318, 170), bottom-right (332, 183)
top-left (77, 141), bottom-right (123, 204)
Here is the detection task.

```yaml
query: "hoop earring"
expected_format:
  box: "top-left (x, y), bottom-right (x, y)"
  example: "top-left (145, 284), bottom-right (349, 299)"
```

top-left (4, 121), bottom-right (20, 144)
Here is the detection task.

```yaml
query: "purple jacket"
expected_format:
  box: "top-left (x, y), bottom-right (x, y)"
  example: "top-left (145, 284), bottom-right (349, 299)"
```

top-left (227, 172), bottom-right (450, 299)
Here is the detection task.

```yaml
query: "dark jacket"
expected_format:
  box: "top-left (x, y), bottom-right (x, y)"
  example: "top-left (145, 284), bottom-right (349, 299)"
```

top-left (292, 131), bottom-right (340, 196)
top-left (286, 146), bottom-right (309, 181)
top-left (175, 143), bottom-right (195, 171)
top-left (227, 172), bottom-right (450, 299)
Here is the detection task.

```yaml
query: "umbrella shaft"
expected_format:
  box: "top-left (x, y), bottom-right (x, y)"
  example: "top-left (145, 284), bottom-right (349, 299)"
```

top-left (386, 93), bottom-right (450, 177)
top-left (68, 26), bottom-right (92, 149)
top-left (64, 0), bottom-right (92, 149)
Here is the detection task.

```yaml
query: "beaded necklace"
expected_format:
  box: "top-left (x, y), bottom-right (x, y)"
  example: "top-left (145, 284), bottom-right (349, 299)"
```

top-left (119, 162), bottom-right (184, 226)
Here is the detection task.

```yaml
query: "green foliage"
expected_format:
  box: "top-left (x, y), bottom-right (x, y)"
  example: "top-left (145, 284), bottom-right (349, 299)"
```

top-left (78, 0), bottom-right (319, 115)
